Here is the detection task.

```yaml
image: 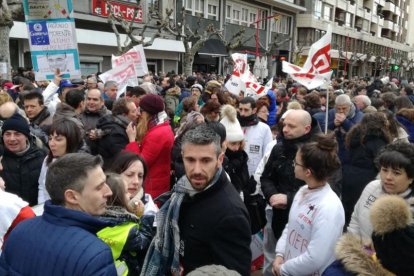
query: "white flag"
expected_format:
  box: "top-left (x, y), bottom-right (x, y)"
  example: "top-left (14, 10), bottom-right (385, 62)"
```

top-left (283, 25), bottom-right (333, 89)
top-left (99, 61), bottom-right (138, 99)
top-left (112, 45), bottom-right (148, 77)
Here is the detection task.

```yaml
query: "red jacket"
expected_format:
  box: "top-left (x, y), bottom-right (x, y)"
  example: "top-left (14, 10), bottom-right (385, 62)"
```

top-left (125, 122), bottom-right (174, 199)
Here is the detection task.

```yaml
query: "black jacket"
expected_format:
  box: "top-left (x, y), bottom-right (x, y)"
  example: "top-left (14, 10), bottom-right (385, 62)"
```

top-left (1, 142), bottom-right (47, 206)
top-left (342, 128), bottom-right (389, 225)
top-left (260, 117), bottom-right (320, 239)
top-left (179, 170), bottom-right (252, 276)
top-left (95, 114), bottom-right (130, 170)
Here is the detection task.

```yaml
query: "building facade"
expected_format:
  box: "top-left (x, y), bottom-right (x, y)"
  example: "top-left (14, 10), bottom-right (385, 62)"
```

top-left (180, 0), bottom-right (305, 76)
top-left (295, 0), bottom-right (413, 78)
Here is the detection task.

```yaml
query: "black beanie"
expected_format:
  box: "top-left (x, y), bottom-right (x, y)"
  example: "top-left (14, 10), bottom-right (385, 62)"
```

top-left (2, 113), bottom-right (30, 138)
top-left (370, 195), bottom-right (414, 275)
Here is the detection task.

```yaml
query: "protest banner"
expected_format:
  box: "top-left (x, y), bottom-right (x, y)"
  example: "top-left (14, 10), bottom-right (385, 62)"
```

top-left (112, 45), bottom-right (148, 77)
top-left (23, 0), bottom-right (81, 81)
top-left (99, 62), bottom-right (138, 99)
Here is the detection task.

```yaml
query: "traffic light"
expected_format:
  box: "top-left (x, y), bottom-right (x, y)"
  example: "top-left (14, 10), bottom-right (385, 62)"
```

top-left (390, 64), bottom-right (400, 71)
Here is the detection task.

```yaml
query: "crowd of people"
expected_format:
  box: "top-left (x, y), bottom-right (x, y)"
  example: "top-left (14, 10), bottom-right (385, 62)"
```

top-left (1, 68), bottom-right (414, 276)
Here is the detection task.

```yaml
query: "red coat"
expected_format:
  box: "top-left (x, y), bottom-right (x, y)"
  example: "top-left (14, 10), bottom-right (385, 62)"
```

top-left (125, 122), bottom-right (174, 199)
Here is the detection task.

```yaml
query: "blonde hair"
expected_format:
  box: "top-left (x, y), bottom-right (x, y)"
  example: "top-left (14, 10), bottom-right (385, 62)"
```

top-left (287, 101), bottom-right (303, 110)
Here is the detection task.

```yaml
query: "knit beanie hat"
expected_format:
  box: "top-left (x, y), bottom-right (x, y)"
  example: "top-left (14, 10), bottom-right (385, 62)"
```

top-left (139, 94), bottom-right (164, 115)
top-left (191, 84), bottom-right (203, 93)
top-left (370, 195), bottom-right (414, 275)
top-left (2, 113), bottom-right (30, 138)
top-left (220, 104), bottom-right (244, 142)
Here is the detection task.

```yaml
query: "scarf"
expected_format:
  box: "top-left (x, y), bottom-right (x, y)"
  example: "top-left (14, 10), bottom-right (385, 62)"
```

top-left (140, 167), bottom-right (222, 276)
top-left (238, 113), bottom-right (259, 127)
top-left (148, 111), bottom-right (169, 129)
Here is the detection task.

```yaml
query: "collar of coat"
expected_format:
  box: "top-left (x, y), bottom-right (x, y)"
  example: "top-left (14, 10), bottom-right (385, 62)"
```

top-left (335, 233), bottom-right (394, 276)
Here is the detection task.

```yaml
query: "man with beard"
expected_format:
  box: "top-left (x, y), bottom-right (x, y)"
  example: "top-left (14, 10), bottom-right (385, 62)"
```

top-left (238, 97), bottom-right (273, 177)
top-left (141, 124), bottom-right (251, 276)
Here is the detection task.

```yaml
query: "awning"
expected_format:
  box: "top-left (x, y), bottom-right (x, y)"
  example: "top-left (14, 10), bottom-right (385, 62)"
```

top-left (198, 39), bottom-right (228, 57)
top-left (10, 21), bottom-right (185, 53)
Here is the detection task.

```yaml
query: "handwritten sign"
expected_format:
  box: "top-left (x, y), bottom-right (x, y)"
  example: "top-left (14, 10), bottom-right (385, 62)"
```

top-left (100, 62), bottom-right (138, 98)
top-left (112, 45), bottom-right (148, 77)
top-left (23, 0), bottom-right (81, 81)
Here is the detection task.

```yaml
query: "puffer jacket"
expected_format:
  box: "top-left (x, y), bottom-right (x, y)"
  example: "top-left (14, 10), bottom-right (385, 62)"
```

top-left (1, 142), bottom-right (47, 206)
top-left (95, 114), bottom-right (130, 170)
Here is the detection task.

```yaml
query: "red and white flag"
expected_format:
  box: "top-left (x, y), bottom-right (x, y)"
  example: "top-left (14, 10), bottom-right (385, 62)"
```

top-left (225, 53), bottom-right (270, 99)
top-left (283, 25), bottom-right (333, 89)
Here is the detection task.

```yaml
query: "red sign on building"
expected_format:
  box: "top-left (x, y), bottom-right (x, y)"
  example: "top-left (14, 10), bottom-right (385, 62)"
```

top-left (92, 0), bottom-right (143, 23)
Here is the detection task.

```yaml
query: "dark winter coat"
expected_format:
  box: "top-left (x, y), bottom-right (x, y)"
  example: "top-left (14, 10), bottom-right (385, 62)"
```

top-left (0, 200), bottom-right (117, 276)
top-left (327, 106), bottom-right (364, 164)
top-left (98, 206), bottom-right (155, 275)
top-left (179, 170), bottom-right (252, 276)
top-left (261, 117), bottom-right (320, 239)
top-left (80, 105), bottom-right (112, 132)
top-left (95, 114), bottom-right (130, 170)
top-left (223, 149), bottom-right (250, 193)
top-left (1, 142), bottom-right (47, 206)
top-left (30, 107), bottom-right (53, 134)
top-left (342, 129), bottom-right (389, 226)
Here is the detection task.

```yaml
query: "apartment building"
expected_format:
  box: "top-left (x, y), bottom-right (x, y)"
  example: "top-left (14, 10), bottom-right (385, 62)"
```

top-left (294, 0), bottom-right (413, 78)
top-left (180, 0), bottom-right (305, 76)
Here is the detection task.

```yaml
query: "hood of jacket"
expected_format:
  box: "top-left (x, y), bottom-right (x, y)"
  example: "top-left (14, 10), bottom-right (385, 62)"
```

top-left (166, 86), bottom-right (181, 97)
top-left (54, 103), bottom-right (78, 119)
top-left (335, 233), bottom-right (395, 276)
top-left (347, 127), bottom-right (390, 148)
top-left (97, 205), bottom-right (140, 225)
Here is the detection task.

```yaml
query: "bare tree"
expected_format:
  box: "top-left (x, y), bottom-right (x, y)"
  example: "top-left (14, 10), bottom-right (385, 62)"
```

top-left (0, 0), bottom-right (22, 80)
top-left (163, 7), bottom-right (246, 76)
top-left (258, 33), bottom-right (291, 79)
top-left (105, 0), bottom-right (165, 54)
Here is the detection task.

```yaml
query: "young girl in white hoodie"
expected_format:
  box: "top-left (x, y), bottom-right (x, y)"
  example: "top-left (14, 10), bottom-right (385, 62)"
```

top-left (273, 133), bottom-right (345, 276)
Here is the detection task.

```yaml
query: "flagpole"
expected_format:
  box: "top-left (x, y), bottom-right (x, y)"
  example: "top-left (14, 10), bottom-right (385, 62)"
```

top-left (324, 85), bottom-right (329, 134)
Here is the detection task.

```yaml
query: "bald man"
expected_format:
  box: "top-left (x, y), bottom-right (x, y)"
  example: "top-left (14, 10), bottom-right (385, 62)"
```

top-left (260, 109), bottom-right (320, 275)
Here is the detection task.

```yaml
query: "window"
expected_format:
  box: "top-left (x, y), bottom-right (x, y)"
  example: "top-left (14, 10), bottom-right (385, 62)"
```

top-left (241, 8), bottom-right (249, 26)
top-left (272, 14), bottom-right (292, 35)
top-left (185, 0), bottom-right (193, 10)
top-left (233, 9), bottom-right (240, 24)
top-left (260, 10), bottom-right (267, 29)
top-left (207, 1), bottom-right (218, 20)
top-left (225, 2), bottom-right (267, 30)
top-left (315, 0), bottom-right (322, 18)
top-left (186, 0), bottom-right (220, 20)
top-left (322, 3), bottom-right (333, 21)
top-left (345, 12), bottom-right (352, 27)
top-left (226, 5), bottom-right (231, 23)
top-left (249, 12), bottom-right (257, 27)
top-left (194, 0), bottom-right (204, 13)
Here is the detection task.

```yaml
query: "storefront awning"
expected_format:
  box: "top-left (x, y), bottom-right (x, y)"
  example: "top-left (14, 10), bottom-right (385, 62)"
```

top-left (198, 39), bottom-right (228, 57)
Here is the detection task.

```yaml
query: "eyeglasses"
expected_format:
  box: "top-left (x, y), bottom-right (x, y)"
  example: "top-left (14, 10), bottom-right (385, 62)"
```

top-left (293, 159), bottom-right (305, 168)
